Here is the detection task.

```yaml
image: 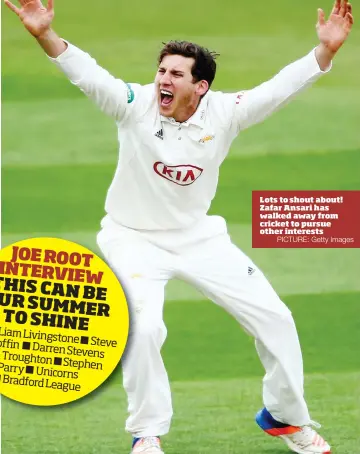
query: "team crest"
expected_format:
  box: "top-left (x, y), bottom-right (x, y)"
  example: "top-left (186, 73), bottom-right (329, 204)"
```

top-left (199, 135), bottom-right (215, 144)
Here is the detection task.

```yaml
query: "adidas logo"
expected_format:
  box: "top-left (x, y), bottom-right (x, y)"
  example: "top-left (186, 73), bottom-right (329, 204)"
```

top-left (248, 266), bottom-right (255, 275)
top-left (155, 129), bottom-right (163, 140)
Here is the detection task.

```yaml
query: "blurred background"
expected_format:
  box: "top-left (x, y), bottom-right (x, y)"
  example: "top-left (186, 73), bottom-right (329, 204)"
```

top-left (2, 0), bottom-right (360, 452)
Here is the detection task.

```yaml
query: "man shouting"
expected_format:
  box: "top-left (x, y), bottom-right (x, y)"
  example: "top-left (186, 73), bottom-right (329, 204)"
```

top-left (5, 0), bottom-right (354, 452)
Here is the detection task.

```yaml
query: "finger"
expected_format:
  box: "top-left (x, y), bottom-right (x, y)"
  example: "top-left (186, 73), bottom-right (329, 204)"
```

top-left (347, 2), bottom-right (352, 14)
top-left (344, 13), bottom-right (354, 34)
top-left (47, 0), bottom-right (53, 12)
top-left (331, 0), bottom-right (341, 14)
top-left (4, 0), bottom-right (21, 15)
top-left (339, 0), bottom-right (348, 17)
top-left (318, 8), bottom-right (326, 25)
top-left (345, 11), bottom-right (354, 26)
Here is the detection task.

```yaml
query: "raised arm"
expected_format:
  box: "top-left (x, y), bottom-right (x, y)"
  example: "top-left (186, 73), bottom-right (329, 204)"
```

top-left (5, 0), bottom-right (134, 121)
top-left (232, 0), bottom-right (354, 131)
top-left (4, 0), bottom-right (66, 56)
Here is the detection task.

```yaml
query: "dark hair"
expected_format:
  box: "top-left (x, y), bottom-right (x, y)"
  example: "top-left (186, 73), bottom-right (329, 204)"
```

top-left (158, 41), bottom-right (219, 89)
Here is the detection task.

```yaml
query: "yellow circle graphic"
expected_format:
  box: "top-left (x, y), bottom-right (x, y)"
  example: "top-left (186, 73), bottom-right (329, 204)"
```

top-left (0, 238), bottom-right (129, 406)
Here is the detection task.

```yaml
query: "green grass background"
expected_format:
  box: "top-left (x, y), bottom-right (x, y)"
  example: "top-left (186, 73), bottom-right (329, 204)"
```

top-left (1, 0), bottom-right (360, 452)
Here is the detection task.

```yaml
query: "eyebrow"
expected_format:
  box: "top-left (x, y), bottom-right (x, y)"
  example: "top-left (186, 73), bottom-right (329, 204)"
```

top-left (158, 67), bottom-right (185, 75)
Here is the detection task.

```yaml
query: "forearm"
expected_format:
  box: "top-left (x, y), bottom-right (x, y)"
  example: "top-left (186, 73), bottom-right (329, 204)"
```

top-left (235, 48), bottom-right (331, 131)
top-left (36, 28), bottom-right (67, 58)
top-left (49, 41), bottom-right (130, 120)
top-left (315, 43), bottom-right (336, 71)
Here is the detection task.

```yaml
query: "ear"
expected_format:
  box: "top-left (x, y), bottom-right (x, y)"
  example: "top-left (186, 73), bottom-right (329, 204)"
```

top-left (196, 80), bottom-right (209, 97)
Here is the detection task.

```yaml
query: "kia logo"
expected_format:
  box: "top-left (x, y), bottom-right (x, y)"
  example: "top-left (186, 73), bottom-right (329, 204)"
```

top-left (153, 162), bottom-right (203, 186)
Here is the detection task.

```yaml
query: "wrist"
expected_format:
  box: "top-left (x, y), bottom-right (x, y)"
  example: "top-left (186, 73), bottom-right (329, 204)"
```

top-left (36, 28), bottom-right (54, 41)
top-left (315, 43), bottom-right (336, 71)
top-left (35, 29), bottom-right (67, 58)
top-left (317, 42), bottom-right (337, 58)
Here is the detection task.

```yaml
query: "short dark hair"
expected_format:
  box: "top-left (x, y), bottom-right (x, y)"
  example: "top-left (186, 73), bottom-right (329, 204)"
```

top-left (158, 41), bottom-right (219, 89)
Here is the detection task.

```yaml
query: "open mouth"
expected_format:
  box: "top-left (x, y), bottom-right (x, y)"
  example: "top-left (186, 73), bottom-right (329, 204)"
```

top-left (160, 89), bottom-right (174, 107)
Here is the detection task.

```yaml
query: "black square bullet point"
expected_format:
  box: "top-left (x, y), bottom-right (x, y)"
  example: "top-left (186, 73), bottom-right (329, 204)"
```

top-left (81, 336), bottom-right (89, 345)
top-left (54, 357), bottom-right (62, 366)
top-left (22, 342), bottom-right (31, 350)
top-left (26, 366), bottom-right (34, 374)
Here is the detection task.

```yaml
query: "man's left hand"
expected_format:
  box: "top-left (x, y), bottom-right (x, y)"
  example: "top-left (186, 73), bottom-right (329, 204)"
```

top-left (317, 0), bottom-right (354, 53)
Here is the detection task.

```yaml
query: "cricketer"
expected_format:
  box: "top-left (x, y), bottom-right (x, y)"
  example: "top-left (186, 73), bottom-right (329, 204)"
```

top-left (5, 0), bottom-right (354, 452)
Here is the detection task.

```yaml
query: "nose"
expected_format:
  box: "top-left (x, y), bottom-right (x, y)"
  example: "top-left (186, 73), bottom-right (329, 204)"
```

top-left (160, 71), bottom-right (172, 85)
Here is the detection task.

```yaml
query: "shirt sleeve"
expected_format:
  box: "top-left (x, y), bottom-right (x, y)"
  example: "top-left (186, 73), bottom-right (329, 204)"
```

top-left (229, 48), bottom-right (332, 132)
top-left (48, 41), bottom-right (137, 122)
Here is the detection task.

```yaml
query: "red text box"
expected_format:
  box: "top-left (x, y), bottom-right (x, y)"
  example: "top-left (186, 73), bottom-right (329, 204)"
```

top-left (252, 191), bottom-right (360, 248)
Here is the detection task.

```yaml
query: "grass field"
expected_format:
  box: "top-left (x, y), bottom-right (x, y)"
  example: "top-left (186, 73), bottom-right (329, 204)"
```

top-left (2, 0), bottom-right (360, 452)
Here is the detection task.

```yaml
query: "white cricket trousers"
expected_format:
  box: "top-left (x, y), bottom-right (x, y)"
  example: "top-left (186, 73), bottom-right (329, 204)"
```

top-left (97, 215), bottom-right (311, 437)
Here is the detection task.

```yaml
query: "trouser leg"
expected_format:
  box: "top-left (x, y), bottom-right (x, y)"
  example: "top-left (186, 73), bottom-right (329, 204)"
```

top-left (179, 232), bottom-right (310, 426)
top-left (97, 226), bottom-right (173, 436)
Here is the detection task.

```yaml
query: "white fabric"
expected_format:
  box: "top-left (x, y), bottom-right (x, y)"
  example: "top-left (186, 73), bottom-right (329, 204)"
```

top-left (97, 216), bottom-right (311, 436)
top-left (49, 43), bottom-right (331, 437)
top-left (50, 43), bottom-right (330, 230)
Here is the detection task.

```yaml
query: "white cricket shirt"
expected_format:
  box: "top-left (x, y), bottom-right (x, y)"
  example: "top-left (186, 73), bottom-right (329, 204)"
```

top-left (50, 43), bottom-right (330, 230)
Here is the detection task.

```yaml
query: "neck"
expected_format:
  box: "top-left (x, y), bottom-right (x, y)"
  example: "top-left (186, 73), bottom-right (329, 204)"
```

top-left (173, 98), bottom-right (201, 123)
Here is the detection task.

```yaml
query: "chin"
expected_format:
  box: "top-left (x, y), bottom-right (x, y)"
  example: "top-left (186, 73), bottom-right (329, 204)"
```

top-left (159, 105), bottom-right (174, 117)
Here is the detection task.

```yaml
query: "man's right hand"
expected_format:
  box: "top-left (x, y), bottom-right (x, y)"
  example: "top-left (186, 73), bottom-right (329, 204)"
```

top-left (5, 0), bottom-right (54, 38)
top-left (5, 0), bottom-right (67, 57)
